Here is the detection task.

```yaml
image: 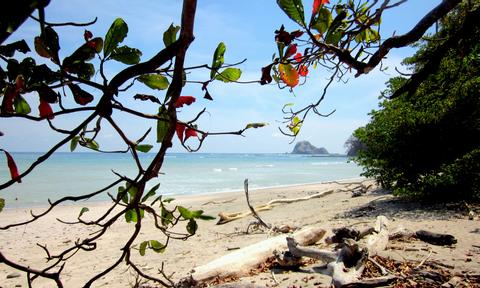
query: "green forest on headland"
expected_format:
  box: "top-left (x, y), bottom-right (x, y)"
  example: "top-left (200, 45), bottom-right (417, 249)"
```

top-left (350, 1), bottom-right (480, 201)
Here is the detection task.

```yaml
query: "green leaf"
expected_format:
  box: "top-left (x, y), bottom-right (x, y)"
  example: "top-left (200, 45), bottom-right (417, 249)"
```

top-left (142, 183), bottom-right (160, 203)
top-left (34, 26), bottom-right (60, 62)
top-left (276, 0), bottom-right (306, 27)
top-left (178, 206), bottom-right (205, 220)
top-left (0, 198), bottom-right (4, 213)
top-left (78, 207), bottom-right (89, 218)
top-left (186, 219), bottom-right (198, 235)
top-left (67, 62), bottom-right (95, 80)
top-left (104, 18), bottom-right (129, 57)
top-left (245, 123), bottom-right (267, 129)
top-left (125, 209), bottom-right (144, 223)
top-left (137, 74), bottom-right (169, 90)
top-left (43, 26), bottom-right (60, 56)
top-left (110, 45), bottom-right (142, 65)
top-left (63, 38), bottom-right (102, 65)
top-left (178, 206), bottom-right (193, 219)
top-left (139, 241), bottom-right (148, 256)
top-left (14, 94), bottom-right (31, 115)
top-left (135, 144), bottom-right (153, 153)
top-left (83, 138), bottom-right (99, 150)
top-left (125, 209), bottom-right (133, 222)
top-left (210, 42), bottom-right (226, 79)
top-left (149, 240), bottom-right (166, 253)
top-left (162, 197), bottom-right (175, 203)
top-left (127, 185), bottom-right (138, 200)
top-left (163, 23), bottom-right (180, 47)
top-left (277, 42), bottom-right (285, 59)
top-left (326, 31), bottom-right (342, 45)
top-left (312, 7), bottom-right (332, 34)
top-left (325, 10), bottom-right (347, 43)
top-left (70, 136), bottom-right (80, 152)
top-left (214, 68), bottom-right (242, 83)
top-left (367, 28), bottom-right (380, 42)
top-left (197, 214), bottom-right (216, 221)
top-left (283, 103), bottom-right (294, 109)
top-left (161, 207), bottom-right (174, 226)
top-left (118, 186), bottom-right (129, 204)
top-left (156, 109), bottom-right (169, 143)
top-left (289, 116), bottom-right (302, 135)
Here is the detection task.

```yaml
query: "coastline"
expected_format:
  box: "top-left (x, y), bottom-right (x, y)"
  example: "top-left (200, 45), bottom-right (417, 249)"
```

top-left (1, 179), bottom-right (479, 287)
top-left (1, 176), bottom-right (366, 211)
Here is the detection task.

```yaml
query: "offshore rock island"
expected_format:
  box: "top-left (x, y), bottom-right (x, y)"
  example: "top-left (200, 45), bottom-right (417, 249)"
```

top-left (291, 140), bottom-right (329, 154)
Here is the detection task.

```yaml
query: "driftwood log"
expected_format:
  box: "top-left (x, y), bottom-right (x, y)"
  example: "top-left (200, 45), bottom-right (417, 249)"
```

top-left (177, 226), bottom-right (326, 286)
top-left (415, 230), bottom-right (457, 246)
top-left (217, 189), bottom-right (334, 224)
top-left (286, 216), bottom-right (396, 287)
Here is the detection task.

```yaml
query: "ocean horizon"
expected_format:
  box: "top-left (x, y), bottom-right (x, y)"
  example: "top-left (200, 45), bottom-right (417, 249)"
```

top-left (0, 152), bottom-right (363, 209)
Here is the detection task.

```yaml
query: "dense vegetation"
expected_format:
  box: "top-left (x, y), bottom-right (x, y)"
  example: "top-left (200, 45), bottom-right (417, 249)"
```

top-left (353, 2), bottom-right (480, 201)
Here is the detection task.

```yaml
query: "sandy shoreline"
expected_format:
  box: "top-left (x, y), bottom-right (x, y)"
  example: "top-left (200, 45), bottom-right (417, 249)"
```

top-left (1, 180), bottom-right (479, 287)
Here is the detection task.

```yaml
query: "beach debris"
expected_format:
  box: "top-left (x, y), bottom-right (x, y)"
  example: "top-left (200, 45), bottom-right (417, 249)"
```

top-left (202, 198), bottom-right (236, 206)
top-left (217, 188), bottom-right (334, 225)
top-left (284, 216), bottom-right (393, 287)
top-left (387, 227), bottom-right (457, 246)
top-left (415, 230), bottom-right (457, 246)
top-left (6, 272), bottom-right (21, 278)
top-left (244, 179), bottom-right (272, 231)
top-left (325, 179), bottom-right (373, 198)
top-left (176, 226), bottom-right (326, 286)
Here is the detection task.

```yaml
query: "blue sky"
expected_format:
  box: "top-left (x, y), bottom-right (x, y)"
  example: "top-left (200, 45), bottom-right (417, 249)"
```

top-left (1, 0), bottom-right (441, 153)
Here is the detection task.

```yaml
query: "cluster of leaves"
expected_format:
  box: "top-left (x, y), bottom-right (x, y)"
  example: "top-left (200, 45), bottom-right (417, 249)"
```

top-left (0, 0), bottom-right (270, 285)
top-left (261, 0), bottom-right (385, 137)
top-left (353, 2), bottom-right (480, 201)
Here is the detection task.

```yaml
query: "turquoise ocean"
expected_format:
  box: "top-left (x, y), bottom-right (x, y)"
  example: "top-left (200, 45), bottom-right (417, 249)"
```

top-left (0, 153), bottom-right (362, 208)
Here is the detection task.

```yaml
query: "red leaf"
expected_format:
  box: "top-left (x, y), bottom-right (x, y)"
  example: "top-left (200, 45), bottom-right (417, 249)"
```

top-left (284, 44), bottom-right (297, 59)
top-left (294, 53), bottom-right (303, 63)
top-left (3, 150), bottom-right (21, 183)
top-left (173, 96), bottom-right (196, 108)
top-left (1, 85), bottom-right (16, 113)
top-left (313, 0), bottom-right (330, 15)
top-left (84, 30), bottom-right (93, 41)
top-left (298, 65), bottom-right (309, 77)
top-left (39, 98), bottom-right (54, 119)
top-left (176, 123), bottom-right (186, 142)
top-left (15, 75), bottom-right (25, 92)
top-left (69, 84), bottom-right (94, 106)
top-left (184, 128), bottom-right (198, 141)
top-left (290, 30), bottom-right (304, 38)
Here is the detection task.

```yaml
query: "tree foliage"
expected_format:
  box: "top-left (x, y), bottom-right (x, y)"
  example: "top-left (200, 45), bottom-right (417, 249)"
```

top-left (265, 0), bottom-right (462, 138)
top-left (353, 1), bottom-right (480, 200)
top-left (0, 1), bottom-right (264, 286)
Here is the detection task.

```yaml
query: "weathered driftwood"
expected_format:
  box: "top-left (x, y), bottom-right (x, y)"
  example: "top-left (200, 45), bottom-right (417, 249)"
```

top-left (388, 227), bottom-right (457, 246)
top-left (244, 179), bottom-right (271, 230)
top-left (181, 226), bottom-right (326, 285)
top-left (366, 215), bottom-right (389, 255)
top-left (326, 226), bottom-right (376, 244)
top-left (287, 216), bottom-right (393, 288)
top-left (286, 237), bottom-right (337, 263)
top-left (217, 189), bottom-right (334, 224)
top-left (415, 230), bottom-right (457, 246)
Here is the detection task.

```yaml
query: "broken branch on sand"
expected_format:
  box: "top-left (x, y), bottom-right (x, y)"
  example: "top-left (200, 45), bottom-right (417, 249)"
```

top-left (217, 188), bottom-right (334, 224)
